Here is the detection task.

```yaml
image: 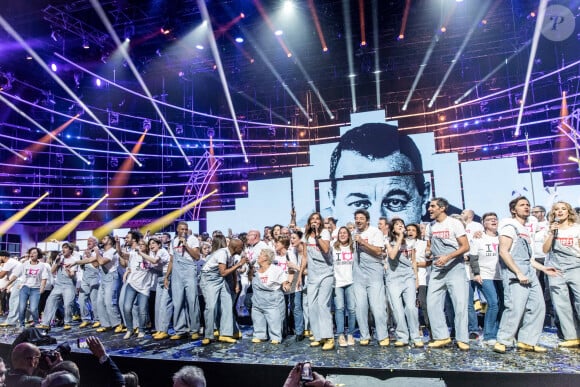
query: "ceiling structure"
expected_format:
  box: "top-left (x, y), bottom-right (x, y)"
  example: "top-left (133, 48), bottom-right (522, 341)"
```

top-left (0, 0), bottom-right (579, 234)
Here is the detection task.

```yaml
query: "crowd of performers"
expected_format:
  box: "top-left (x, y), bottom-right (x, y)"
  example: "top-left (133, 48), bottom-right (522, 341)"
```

top-left (0, 196), bottom-right (579, 354)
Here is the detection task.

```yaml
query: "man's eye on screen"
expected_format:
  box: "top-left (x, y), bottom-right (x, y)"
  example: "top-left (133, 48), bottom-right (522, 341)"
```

top-left (383, 198), bottom-right (408, 212)
top-left (348, 200), bottom-right (371, 209)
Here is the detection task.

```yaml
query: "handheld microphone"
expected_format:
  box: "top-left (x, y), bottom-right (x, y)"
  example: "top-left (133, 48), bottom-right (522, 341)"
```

top-left (551, 217), bottom-right (560, 250)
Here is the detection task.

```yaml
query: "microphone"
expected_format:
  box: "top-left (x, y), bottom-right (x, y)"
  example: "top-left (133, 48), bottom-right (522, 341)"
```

top-left (551, 217), bottom-right (560, 250)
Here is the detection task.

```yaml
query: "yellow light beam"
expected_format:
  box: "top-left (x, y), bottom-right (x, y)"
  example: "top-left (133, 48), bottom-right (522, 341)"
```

top-left (45, 193), bottom-right (109, 241)
top-left (0, 192), bottom-right (50, 236)
top-left (93, 192), bottom-right (163, 239)
top-left (139, 189), bottom-right (217, 235)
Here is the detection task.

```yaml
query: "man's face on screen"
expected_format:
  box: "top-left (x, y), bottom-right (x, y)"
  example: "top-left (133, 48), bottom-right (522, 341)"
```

top-left (330, 150), bottom-right (428, 226)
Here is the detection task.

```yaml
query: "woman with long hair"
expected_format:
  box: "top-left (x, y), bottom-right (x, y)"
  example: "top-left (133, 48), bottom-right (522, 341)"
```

top-left (301, 212), bottom-right (334, 350)
top-left (542, 201), bottom-right (580, 348)
top-left (18, 247), bottom-right (49, 327)
top-left (332, 226), bottom-right (356, 346)
top-left (385, 219), bottom-right (423, 347)
top-left (406, 223), bottom-right (431, 337)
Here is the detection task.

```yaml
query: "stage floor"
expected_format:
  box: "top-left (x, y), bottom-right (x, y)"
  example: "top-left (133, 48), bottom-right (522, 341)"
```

top-left (1, 323), bottom-right (579, 387)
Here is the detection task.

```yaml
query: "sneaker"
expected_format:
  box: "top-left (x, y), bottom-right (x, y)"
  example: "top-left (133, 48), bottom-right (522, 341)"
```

top-left (493, 342), bottom-right (506, 354)
top-left (218, 336), bottom-right (237, 344)
top-left (379, 338), bottom-right (390, 347)
top-left (72, 315), bottom-right (81, 321)
top-left (113, 325), bottom-right (125, 334)
top-left (304, 330), bottom-right (312, 337)
top-left (359, 339), bottom-right (370, 346)
top-left (154, 332), bottom-right (169, 340)
top-left (123, 331), bottom-right (132, 340)
top-left (213, 329), bottom-right (220, 337)
top-left (92, 322), bottom-right (101, 328)
top-left (469, 332), bottom-right (479, 340)
top-left (232, 332), bottom-right (242, 339)
top-left (271, 340), bottom-right (280, 345)
top-left (201, 338), bottom-right (211, 346)
top-left (0, 322), bottom-right (14, 327)
top-left (78, 321), bottom-right (90, 329)
top-left (310, 340), bottom-right (322, 347)
top-left (322, 339), bottom-right (335, 351)
top-left (96, 327), bottom-right (111, 333)
top-left (252, 338), bottom-right (266, 343)
top-left (170, 334), bottom-right (184, 340)
top-left (63, 325), bottom-right (72, 330)
top-left (36, 324), bottom-right (50, 331)
top-left (338, 334), bottom-right (347, 347)
top-left (457, 341), bottom-right (470, 351)
top-left (413, 340), bottom-right (424, 347)
top-left (483, 339), bottom-right (497, 347)
top-left (394, 341), bottom-right (407, 347)
top-left (559, 339), bottom-right (580, 348)
top-left (191, 332), bottom-right (201, 340)
top-left (347, 335), bottom-right (355, 346)
top-left (517, 342), bottom-right (547, 353)
top-left (427, 338), bottom-right (452, 348)
top-left (137, 332), bottom-right (145, 339)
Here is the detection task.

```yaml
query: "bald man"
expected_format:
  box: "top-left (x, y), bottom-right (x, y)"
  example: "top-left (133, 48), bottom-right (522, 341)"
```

top-left (6, 342), bottom-right (44, 386)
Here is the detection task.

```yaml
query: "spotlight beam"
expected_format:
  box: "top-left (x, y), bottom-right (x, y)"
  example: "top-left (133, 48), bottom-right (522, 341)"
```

top-left (291, 54), bottom-right (333, 118)
top-left (514, 0), bottom-right (548, 137)
top-left (454, 41), bottom-right (530, 104)
top-left (139, 189), bottom-right (218, 235)
top-left (399, 0), bottom-right (411, 39)
top-left (93, 192), bottom-right (163, 239)
top-left (307, 0), bottom-right (328, 51)
top-left (428, 3), bottom-right (490, 108)
top-left (0, 192), bottom-right (49, 236)
top-left (44, 193), bottom-right (109, 241)
top-left (88, 0), bottom-right (190, 166)
top-left (402, 33), bottom-right (439, 111)
top-left (0, 141), bottom-right (27, 160)
top-left (197, 0), bottom-right (248, 162)
top-left (342, 0), bottom-right (357, 112)
top-left (0, 92), bottom-right (90, 164)
top-left (109, 132), bottom-right (147, 199)
top-left (372, 0), bottom-right (380, 109)
top-left (0, 14), bottom-right (138, 166)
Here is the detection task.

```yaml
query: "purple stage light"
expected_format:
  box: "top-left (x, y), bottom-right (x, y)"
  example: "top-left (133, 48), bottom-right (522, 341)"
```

top-left (50, 63), bottom-right (57, 72)
top-left (95, 78), bottom-right (102, 87)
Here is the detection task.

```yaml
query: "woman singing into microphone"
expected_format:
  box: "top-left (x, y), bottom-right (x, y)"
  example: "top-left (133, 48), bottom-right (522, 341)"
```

top-left (542, 201), bottom-right (580, 348)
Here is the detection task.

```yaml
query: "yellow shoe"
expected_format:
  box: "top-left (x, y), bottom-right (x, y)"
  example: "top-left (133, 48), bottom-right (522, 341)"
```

top-left (232, 331), bottom-right (242, 339)
top-left (0, 322), bottom-right (14, 327)
top-left (271, 340), bottom-right (280, 345)
top-left (394, 341), bottom-right (406, 347)
top-left (493, 342), bottom-right (506, 354)
top-left (92, 322), bottom-right (101, 328)
top-left (114, 325), bottom-right (125, 334)
top-left (304, 330), bottom-right (312, 337)
top-left (252, 338), bottom-right (266, 343)
top-left (202, 338), bottom-right (211, 346)
top-left (155, 332), bottom-right (169, 340)
top-left (310, 340), bottom-right (322, 347)
top-left (457, 341), bottom-right (470, 351)
top-left (322, 339), bottom-right (335, 350)
top-left (213, 329), bottom-right (220, 337)
top-left (218, 335), bottom-right (237, 344)
top-left (379, 338), bottom-right (390, 347)
top-left (170, 334), bottom-right (184, 340)
top-left (36, 324), bottom-right (50, 330)
top-left (63, 325), bottom-right (72, 330)
top-left (428, 338), bottom-right (452, 348)
top-left (338, 334), bottom-right (347, 347)
top-left (517, 342), bottom-right (547, 353)
top-left (559, 339), bottom-right (580, 348)
top-left (72, 315), bottom-right (81, 321)
top-left (96, 327), bottom-right (111, 333)
top-left (309, 335), bottom-right (315, 341)
top-left (413, 340), bottom-right (424, 347)
top-left (359, 339), bottom-right (370, 346)
top-left (78, 321), bottom-right (90, 329)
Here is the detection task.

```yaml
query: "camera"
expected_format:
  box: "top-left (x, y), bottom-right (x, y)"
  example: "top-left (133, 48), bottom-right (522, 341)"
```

top-left (300, 362), bottom-right (313, 382)
top-left (38, 342), bottom-right (71, 371)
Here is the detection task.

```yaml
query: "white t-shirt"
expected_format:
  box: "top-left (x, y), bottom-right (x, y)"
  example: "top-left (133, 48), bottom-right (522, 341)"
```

top-left (126, 251), bottom-right (155, 295)
top-left (202, 247), bottom-right (231, 272)
top-left (409, 238), bottom-right (430, 286)
top-left (100, 248), bottom-right (119, 273)
top-left (332, 245), bottom-right (354, 288)
top-left (152, 248), bottom-right (171, 275)
top-left (465, 221), bottom-right (484, 241)
top-left (469, 233), bottom-right (501, 280)
top-left (170, 235), bottom-right (200, 260)
top-left (256, 264), bottom-right (287, 290)
top-left (499, 218), bottom-right (534, 257)
top-left (20, 261), bottom-right (49, 288)
top-left (426, 216), bottom-right (467, 257)
top-left (245, 241), bottom-right (269, 265)
top-left (1, 258), bottom-right (23, 281)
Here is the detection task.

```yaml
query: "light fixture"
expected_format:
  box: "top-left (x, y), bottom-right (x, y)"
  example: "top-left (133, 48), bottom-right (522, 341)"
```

top-left (82, 39), bottom-right (90, 49)
top-left (131, 188), bottom-right (139, 196)
top-left (75, 188), bottom-right (83, 196)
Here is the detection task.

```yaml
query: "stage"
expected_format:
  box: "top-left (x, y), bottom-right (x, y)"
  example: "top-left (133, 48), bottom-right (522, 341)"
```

top-left (0, 324), bottom-right (578, 387)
